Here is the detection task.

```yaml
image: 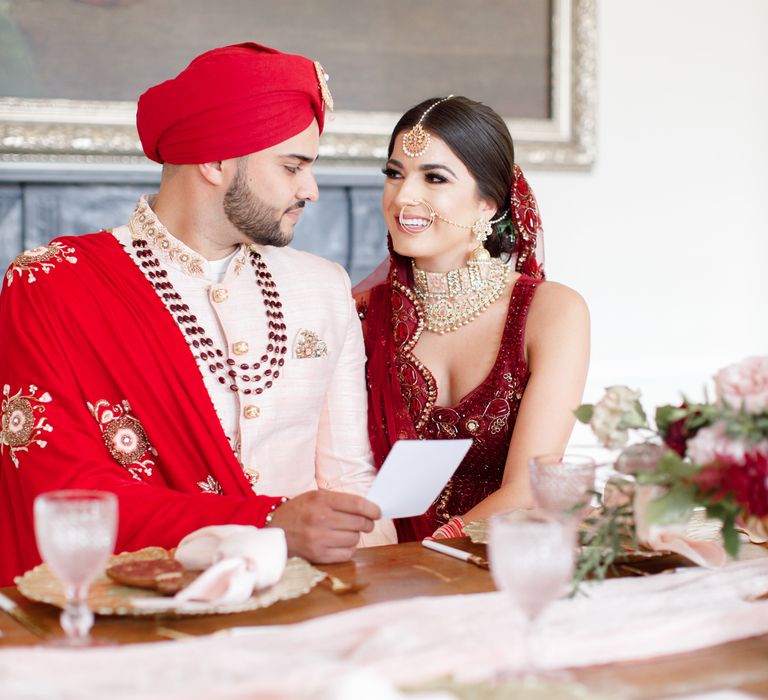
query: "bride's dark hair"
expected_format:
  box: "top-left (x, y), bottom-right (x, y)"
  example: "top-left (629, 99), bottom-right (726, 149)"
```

top-left (388, 96), bottom-right (515, 259)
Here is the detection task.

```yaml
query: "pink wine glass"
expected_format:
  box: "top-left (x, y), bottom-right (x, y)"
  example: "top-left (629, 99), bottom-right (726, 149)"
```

top-left (34, 490), bottom-right (118, 646)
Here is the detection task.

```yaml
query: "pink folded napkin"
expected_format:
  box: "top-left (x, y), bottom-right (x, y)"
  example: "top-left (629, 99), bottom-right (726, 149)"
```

top-left (634, 486), bottom-right (727, 568)
top-left (133, 525), bottom-right (287, 610)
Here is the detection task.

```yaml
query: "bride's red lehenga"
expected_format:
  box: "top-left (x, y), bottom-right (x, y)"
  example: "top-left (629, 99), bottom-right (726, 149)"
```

top-left (357, 164), bottom-right (546, 542)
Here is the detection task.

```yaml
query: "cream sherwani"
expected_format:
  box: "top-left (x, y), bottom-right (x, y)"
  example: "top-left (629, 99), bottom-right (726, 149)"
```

top-left (114, 196), bottom-right (395, 546)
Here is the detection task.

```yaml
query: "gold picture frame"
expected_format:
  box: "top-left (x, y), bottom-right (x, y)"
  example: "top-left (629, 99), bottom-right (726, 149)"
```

top-left (0, 0), bottom-right (596, 170)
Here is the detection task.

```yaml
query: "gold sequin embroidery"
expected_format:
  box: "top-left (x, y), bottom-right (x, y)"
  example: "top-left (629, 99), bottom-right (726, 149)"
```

top-left (88, 399), bottom-right (156, 480)
top-left (198, 475), bottom-right (223, 495)
top-left (1, 384), bottom-right (53, 468)
top-left (392, 276), bottom-right (437, 432)
top-left (6, 242), bottom-right (78, 286)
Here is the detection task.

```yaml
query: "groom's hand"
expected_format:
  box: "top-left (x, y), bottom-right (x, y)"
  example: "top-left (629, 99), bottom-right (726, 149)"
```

top-left (265, 490), bottom-right (381, 563)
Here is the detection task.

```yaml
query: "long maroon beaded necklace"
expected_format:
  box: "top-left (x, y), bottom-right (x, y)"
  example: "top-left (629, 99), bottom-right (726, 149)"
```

top-left (132, 238), bottom-right (288, 396)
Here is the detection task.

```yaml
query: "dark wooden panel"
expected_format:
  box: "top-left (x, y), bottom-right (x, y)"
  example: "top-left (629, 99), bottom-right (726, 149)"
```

top-left (2, 183), bottom-right (353, 270)
top-left (21, 185), bottom-right (147, 247)
top-left (0, 186), bottom-right (22, 274)
top-left (349, 187), bottom-right (388, 286)
top-left (291, 188), bottom-right (349, 268)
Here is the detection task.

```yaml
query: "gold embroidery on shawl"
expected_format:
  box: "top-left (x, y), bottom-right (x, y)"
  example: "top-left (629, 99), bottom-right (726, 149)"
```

top-left (1, 384), bottom-right (53, 468)
top-left (197, 475), bottom-right (223, 495)
top-left (6, 243), bottom-right (78, 286)
top-left (88, 399), bottom-right (157, 481)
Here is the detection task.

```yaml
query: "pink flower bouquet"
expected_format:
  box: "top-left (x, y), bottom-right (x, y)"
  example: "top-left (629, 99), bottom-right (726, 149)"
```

top-left (576, 356), bottom-right (768, 556)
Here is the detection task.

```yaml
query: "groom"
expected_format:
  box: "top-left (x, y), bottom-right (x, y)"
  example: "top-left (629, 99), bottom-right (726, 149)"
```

top-left (0, 42), bottom-right (394, 585)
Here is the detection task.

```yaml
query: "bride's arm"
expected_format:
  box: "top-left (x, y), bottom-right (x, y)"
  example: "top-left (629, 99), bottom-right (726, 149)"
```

top-left (457, 281), bottom-right (590, 525)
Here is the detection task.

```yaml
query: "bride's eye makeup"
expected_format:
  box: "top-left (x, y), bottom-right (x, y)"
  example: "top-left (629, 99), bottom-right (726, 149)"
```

top-left (424, 172), bottom-right (448, 184)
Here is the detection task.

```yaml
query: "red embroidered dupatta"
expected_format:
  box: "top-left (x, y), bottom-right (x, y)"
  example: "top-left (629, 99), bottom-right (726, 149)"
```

top-left (0, 232), bottom-right (283, 584)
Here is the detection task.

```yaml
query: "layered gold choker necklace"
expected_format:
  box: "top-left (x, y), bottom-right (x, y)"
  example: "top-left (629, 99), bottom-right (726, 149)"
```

top-left (411, 258), bottom-right (509, 334)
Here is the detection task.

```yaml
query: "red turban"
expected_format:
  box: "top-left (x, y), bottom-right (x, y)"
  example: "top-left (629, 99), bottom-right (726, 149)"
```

top-left (136, 42), bottom-right (332, 164)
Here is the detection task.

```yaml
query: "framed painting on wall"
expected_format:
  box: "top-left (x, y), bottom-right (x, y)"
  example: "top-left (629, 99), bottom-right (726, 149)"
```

top-left (0, 0), bottom-right (596, 169)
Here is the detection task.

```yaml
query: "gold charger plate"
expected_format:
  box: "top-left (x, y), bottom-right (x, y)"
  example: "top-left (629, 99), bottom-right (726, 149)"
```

top-left (464, 519), bottom-right (490, 544)
top-left (464, 520), bottom-right (672, 564)
top-left (15, 546), bottom-right (326, 617)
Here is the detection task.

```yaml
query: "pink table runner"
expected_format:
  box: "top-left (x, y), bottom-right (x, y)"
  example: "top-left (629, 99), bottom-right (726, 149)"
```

top-left (2, 557), bottom-right (768, 699)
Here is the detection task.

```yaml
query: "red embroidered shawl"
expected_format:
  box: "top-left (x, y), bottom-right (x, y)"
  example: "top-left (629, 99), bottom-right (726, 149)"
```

top-left (0, 233), bottom-right (284, 585)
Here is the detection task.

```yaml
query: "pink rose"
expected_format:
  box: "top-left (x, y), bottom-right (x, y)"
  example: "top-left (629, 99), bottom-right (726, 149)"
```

top-left (686, 421), bottom-right (746, 464)
top-left (714, 356), bottom-right (768, 414)
top-left (686, 420), bottom-right (768, 467)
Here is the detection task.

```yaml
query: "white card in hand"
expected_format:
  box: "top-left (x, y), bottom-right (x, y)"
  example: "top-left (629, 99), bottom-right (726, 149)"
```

top-left (367, 439), bottom-right (472, 519)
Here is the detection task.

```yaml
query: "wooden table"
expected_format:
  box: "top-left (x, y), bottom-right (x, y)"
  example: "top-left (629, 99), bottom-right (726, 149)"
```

top-left (2, 540), bottom-right (768, 698)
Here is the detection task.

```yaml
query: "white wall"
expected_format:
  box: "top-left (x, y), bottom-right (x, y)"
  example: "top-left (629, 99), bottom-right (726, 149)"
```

top-left (534, 0), bottom-right (768, 438)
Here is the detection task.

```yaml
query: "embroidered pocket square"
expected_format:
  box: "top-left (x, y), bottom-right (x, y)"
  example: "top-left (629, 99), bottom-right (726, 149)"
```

top-left (293, 329), bottom-right (328, 359)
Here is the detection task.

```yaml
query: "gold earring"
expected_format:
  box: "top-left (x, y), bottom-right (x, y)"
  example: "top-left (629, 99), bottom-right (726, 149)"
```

top-left (470, 219), bottom-right (491, 261)
top-left (470, 244), bottom-right (491, 262)
top-left (472, 218), bottom-right (493, 244)
top-left (470, 210), bottom-right (507, 262)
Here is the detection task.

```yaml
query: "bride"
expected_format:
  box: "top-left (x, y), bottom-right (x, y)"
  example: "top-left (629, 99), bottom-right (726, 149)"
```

top-left (355, 95), bottom-right (590, 541)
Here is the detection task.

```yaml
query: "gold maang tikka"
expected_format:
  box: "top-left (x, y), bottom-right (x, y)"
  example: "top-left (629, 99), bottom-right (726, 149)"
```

top-left (402, 95), bottom-right (454, 157)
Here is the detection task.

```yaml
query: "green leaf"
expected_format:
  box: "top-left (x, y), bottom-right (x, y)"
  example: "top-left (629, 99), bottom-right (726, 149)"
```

top-left (644, 484), bottom-right (697, 525)
top-left (621, 409), bottom-right (647, 429)
top-left (640, 450), bottom-right (699, 485)
top-left (701, 503), bottom-right (741, 557)
top-left (753, 416), bottom-right (768, 437)
top-left (704, 500), bottom-right (739, 520)
top-left (570, 481), bottom-right (636, 595)
top-left (721, 515), bottom-right (740, 558)
top-left (574, 405), bottom-right (594, 424)
top-left (657, 450), bottom-right (699, 479)
top-left (636, 471), bottom-right (670, 486)
top-left (655, 405), bottom-right (688, 432)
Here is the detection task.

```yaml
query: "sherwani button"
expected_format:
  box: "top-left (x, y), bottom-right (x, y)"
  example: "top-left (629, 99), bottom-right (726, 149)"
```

top-left (212, 287), bottom-right (229, 303)
top-left (233, 341), bottom-right (249, 355)
top-left (244, 405), bottom-right (260, 419)
top-left (245, 468), bottom-right (260, 483)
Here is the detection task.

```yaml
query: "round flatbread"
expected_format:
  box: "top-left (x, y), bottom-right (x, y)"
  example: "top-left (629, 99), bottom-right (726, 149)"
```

top-left (106, 558), bottom-right (193, 594)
